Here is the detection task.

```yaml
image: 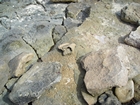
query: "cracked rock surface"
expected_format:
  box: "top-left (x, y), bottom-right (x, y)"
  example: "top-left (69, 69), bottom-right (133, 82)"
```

top-left (0, 0), bottom-right (140, 105)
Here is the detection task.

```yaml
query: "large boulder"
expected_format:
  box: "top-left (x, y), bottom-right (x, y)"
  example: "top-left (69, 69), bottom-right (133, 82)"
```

top-left (121, 3), bottom-right (140, 25)
top-left (125, 26), bottom-right (140, 49)
top-left (81, 46), bottom-right (129, 96)
top-left (9, 62), bottom-right (62, 105)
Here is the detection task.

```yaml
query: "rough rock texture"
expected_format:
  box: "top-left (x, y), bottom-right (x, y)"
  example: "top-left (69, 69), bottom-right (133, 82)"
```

top-left (125, 26), bottom-right (140, 49)
top-left (0, 60), bottom-right (9, 94)
top-left (121, 2), bottom-right (140, 25)
top-left (52, 25), bottom-right (67, 43)
top-left (81, 46), bottom-right (129, 96)
top-left (0, 29), bottom-right (38, 63)
top-left (8, 52), bottom-right (34, 77)
top-left (22, 22), bottom-right (55, 58)
top-left (9, 62), bottom-right (62, 105)
top-left (133, 74), bottom-right (140, 101)
top-left (58, 43), bottom-right (76, 56)
top-left (81, 91), bottom-right (97, 105)
top-left (135, 101), bottom-right (140, 105)
top-left (115, 80), bottom-right (134, 103)
top-left (98, 91), bottom-right (121, 105)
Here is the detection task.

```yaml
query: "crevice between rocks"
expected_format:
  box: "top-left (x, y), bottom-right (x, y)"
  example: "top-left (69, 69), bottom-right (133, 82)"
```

top-left (22, 36), bottom-right (43, 62)
top-left (35, 0), bottom-right (46, 12)
top-left (4, 85), bottom-right (11, 93)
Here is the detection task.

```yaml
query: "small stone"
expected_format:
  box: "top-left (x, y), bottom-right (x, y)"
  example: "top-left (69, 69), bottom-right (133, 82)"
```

top-left (58, 43), bottom-right (76, 56)
top-left (8, 52), bottom-right (34, 77)
top-left (9, 62), bottom-right (62, 105)
top-left (52, 25), bottom-right (67, 43)
top-left (125, 26), bottom-right (140, 49)
top-left (121, 3), bottom-right (140, 25)
top-left (133, 74), bottom-right (140, 101)
top-left (98, 91), bottom-right (121, 105)
top-left (81, 91), bottom-right (97, 105)
top-left (115, 80), bottom-right (134, 103)
top-left (6, 78), bottom-right (18, 91)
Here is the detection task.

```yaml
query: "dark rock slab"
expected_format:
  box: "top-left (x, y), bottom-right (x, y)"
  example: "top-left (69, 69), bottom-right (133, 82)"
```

top-left (98, 91), bottom-right (122, 105)
top-left (9, 62), bottom-right (62, 105)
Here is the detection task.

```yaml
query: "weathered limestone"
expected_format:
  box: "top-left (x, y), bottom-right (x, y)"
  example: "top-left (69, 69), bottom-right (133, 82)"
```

top-left (22, 22), bottom-right (55, 58)
top-left (115, 80), bottom-right (134, 103)
top-left (125, 26), bottom-right (140, 49)
top-left (9, 62), bottom-right (62, 105)
top-left (0, 60), bottom-right (9, 94)
top-left (121, 2), bottom-right (140, 25)
top-left (81, 46), bottom-right (129, 96)
top-left (8, 52), bottom-right (34, 77)
top-left (58, 43), bottom-right (76, 56)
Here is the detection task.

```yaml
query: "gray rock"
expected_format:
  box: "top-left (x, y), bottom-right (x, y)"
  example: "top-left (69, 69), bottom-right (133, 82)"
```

top-left (81, 46), bottom-right (129, 96)
top-left (125, 26), bottom-right (140, 49)
top-left (8, 52), bottom-right (34, 77)
top-left (64, 17), bottom-right (81, 29)
top-left (6, 78), bottom-right (18, 91)
top-left (98, 91), bottom-right (121, 105)
top-left (23, 22), bottom-right (55, 58)
top-left (0, 89), bottom-right (15, 105)
top-left (0, 60), bottom-right (9, 94)
top-left (133, 74), bottom-right (140, 101)
top-left (9, 62), bottom-right (62, 105)
top-left (52, 25), bottom-right (67, 43)
top-left (81, 91), bottom-right (97, 105)
top-left (0, 25), bottom-right (8, 39)
top-left (0, 29), bottom-right (38, 63)
top-left (135, 102), bottom-right (140, 105)
top-left (67, 3), bottom-right (90, 21)
top-left (115, 80), bottom-right (134, 103)
top-left (121, 3), bottom-right (140, 25)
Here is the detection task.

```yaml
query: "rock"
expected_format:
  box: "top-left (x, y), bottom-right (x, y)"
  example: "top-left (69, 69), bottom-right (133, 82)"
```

top-left (0, 25), bottom-right (8, 39)
top-left (98, 91), bottom-right (121, 105)
top-left (64, 17), bottom-right (82, 29)
top-left (133, 74), bottom-right (140, 101)
top-left (121, 3), bottom-right (140, 25)
top-left (81, 46), bottom-right (129, 96)
top-left (115, 80), bottom-right (134, 103)
top-left (51, 0), bottom-right (78, 3)
top-left (66, 3), bottom-right (90, 21)
top-left (0, 89), bottom-right (15, 105)
top-left (8, 52), bottom-right (34, 77)
top-left (6, 78), bottom-right (18, 91)
top-left (135, 101), bottom-right (140, 105)
top-left (9, 62), bottom-right (62, 105)
top-left (125, 26), bottom-right (140, 49)
top-left (0, 28), bottom-right (38, 63)
top-left (0, 60), bottom-right (9, 94)
top-left (81, 91), bottom-right (97, 105)
top-left (23, 22), bottom-right (55, 58)
top-left (52, 25), bottom-right (67, 43)
top-left (58, 43), bottom-right (76, 56)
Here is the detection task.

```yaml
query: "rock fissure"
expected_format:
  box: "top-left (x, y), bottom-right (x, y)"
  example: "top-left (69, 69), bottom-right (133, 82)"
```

top-left (22, 37), bottom-right (42, 62)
